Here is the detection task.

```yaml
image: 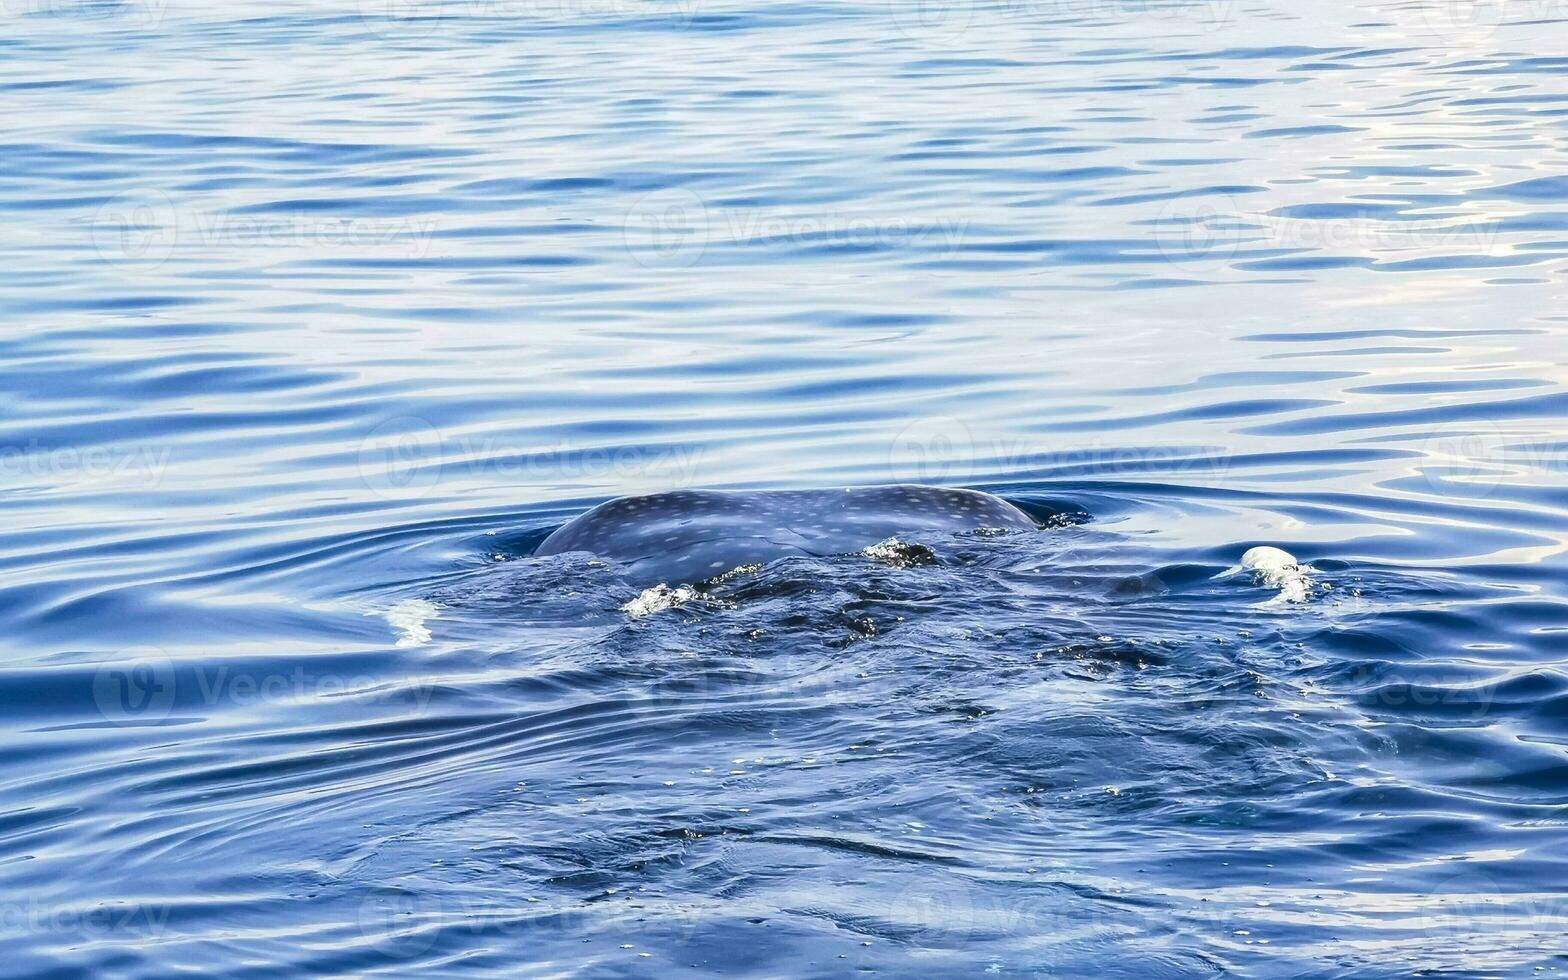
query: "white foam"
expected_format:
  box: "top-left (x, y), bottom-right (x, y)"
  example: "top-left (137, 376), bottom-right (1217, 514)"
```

top-left (862, 537), bottom-right (910, 562)
top-left (622, 583), bottom-right (699, 618)
top-left (862, 537), bottom-right (936, 568)
top-left (386, 598), bottom-right (440, 646)
top-left (708, 563), bottom-right (761, 585)
top-left (1241, 546), bottom-right (1312, 603)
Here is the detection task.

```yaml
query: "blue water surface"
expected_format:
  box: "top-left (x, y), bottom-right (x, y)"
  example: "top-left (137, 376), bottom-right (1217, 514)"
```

top-left (2, 0), bottom-right (1567, 975)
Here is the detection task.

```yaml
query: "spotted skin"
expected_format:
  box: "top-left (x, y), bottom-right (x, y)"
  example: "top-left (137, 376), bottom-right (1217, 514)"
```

top-left (533, 485), bottom-right (1037, 586)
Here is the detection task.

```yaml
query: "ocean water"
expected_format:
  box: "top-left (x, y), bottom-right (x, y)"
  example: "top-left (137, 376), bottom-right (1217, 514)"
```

top-left (3, 0), bottom-right (1567, 975)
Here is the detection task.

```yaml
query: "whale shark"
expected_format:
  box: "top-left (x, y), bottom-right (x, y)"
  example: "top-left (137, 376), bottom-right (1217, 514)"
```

top-left (533, 485), bottom-right (1038, 587)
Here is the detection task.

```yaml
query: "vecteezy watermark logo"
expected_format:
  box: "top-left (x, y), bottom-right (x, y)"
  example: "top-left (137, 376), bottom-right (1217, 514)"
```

top-left (1408, 0), bottom-right (1506, 38)
top-left (717, 209), bottom-right (969, 256)
top-left (91, 190), bottom-right (179, 272)
top-left (624, 188), bottom-right (710, 268)
top-left (89, 193), bottom-right (438, 276)
top-left (0, 898), bottom-right (173, 940)
top-left (890, 416), bottom-right (976, 483)
top-left (887, 420), bottom-right (1234, 485)
top-left (357, 0), bottom-right (447, 38)
top-left (1415, 869), bottom-right (1518, 945)
top-left (189, 664), bottom-right (438, 710)
top-left (1149, 192), bottom-right (1503, 275)
top-left (643, 654), bottom-right (718, 709)
top-left (1419, 419), bottom-right (1508, 500)
top-left (358, 885), bottom-right (443, 956)
top-left (625, 195), bottom-right (969, 267)
top-left (93, 650), bottom-right (439, 722)
top-left (92, 647), bottom-right (177, 725)
top-left (1152, 191), bottom-right (1245, 274)
top-left (355, 418), bottom-right (708, 499)
top-left (1349, 663), bottom-right (1501, 721)
top-left (0, 440), bottom-right (173, 489)
top-left (356, 0), bottom-right (704, 36)
top-left (889, 0), bottom-right (977, 42)
top-left (21, 0), bottom-right (171, 28)
top-left (358, 416), bottom-right (445, 499)
top-left (892, 877), bottom-right (978, 941)
top-left (355, 883), bottom-right (693, 954)
top-left (1135, 0), bottom-right (1235, 30)
top-left (890, 0), bottom-right (1233, 43)
top-left (641, 653), bottom-right (861, 711)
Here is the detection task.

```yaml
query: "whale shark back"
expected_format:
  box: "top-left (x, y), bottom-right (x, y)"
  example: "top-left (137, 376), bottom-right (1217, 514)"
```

top-left (534, 485), bottom-right (1037, 587)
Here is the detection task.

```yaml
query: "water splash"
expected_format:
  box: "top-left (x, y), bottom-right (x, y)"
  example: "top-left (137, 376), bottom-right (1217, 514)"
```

top-left (1241, 545), bottom-right (1314, 603)
top-left (385, 598), bottom-right (440, 646)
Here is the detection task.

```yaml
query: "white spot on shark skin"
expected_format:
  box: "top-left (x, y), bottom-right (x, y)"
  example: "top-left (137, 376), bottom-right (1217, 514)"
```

top-left (1240, 546), bottom-right (1313, 603)
top-left (386, 598), bottom-right (440, 646)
